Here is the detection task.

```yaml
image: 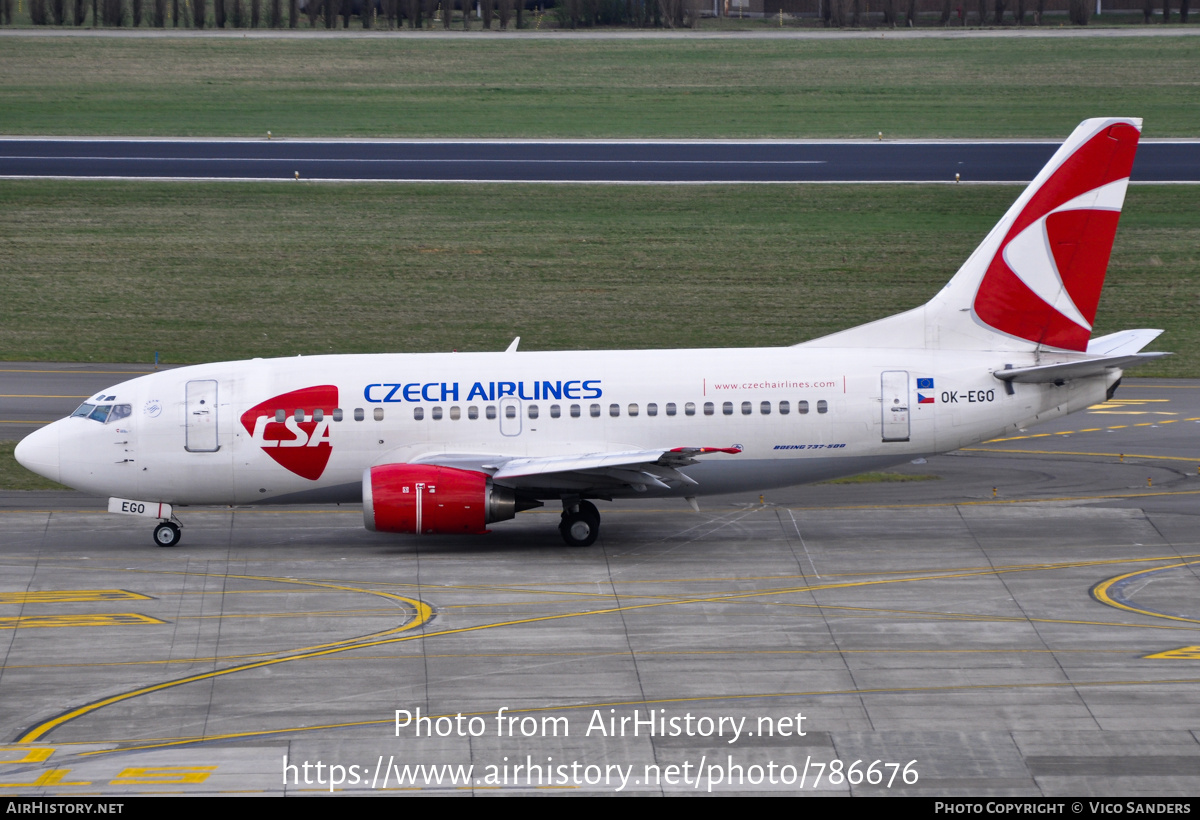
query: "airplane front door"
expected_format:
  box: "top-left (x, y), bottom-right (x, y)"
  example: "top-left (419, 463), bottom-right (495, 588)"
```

top-left (881, 370), bottom-right (910, 442)
top-left (185, 379), bottom-right (221, 452)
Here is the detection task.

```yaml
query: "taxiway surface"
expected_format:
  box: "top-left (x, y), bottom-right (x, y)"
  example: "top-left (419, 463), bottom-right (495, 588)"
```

top-left (2, 376), bottom-right (1198, 795)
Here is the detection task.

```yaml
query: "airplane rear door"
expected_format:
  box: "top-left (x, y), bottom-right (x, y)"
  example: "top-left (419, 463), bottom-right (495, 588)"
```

top-left (185, 379), bottom-right (221, 452)
top-left (881, 370), bottom-right (910, 442)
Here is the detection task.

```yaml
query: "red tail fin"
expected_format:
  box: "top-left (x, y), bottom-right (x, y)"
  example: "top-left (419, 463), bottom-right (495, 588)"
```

top-left (972, 120), bottom-right (1140, 351)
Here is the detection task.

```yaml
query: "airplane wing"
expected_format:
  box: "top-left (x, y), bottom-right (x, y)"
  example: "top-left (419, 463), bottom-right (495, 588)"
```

top-left (409, 446), bottom-right (742, 494)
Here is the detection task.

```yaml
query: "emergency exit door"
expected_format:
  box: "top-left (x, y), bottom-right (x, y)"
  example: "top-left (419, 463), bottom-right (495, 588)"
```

top-left (881, 371), bottom-right (910, 442)
top-left (499, 397), bottom-right (522, 437)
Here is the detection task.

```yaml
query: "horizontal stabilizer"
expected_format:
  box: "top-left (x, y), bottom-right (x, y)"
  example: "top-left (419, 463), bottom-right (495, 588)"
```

top-left (1086, 328), bottom-right (1164, 356)
top-left (993, 352), bottom-right (1168, 384)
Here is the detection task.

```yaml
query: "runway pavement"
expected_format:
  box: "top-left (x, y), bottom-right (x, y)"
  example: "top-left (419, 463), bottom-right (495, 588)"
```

top-left (2, 374), bottom-right (1198, 796)
top-left (2, 139), bottom-right (1198, 183)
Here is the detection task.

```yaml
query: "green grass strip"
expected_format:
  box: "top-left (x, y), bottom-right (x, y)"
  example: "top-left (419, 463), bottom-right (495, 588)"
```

top-left (819, 472), bottom-right (942, 484)
top-left (1, 36), bottom-right (1197, 137)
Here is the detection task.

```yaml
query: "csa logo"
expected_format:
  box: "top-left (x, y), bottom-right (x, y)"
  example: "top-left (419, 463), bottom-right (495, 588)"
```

top-left (239, 385), bottom-right (338, 481)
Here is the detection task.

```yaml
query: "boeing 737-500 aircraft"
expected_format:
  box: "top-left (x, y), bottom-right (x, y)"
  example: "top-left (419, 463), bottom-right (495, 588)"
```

top-left (15, 118), bottom-right (1165, 548)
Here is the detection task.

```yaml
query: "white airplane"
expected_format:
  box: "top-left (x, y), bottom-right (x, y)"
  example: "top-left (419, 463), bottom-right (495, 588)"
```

top-left (16, 118), bottom-right (1165, 549)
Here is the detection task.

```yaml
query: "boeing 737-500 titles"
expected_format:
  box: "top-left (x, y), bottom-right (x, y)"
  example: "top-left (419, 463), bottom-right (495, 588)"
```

top-left (15, 118), bottom-right (1165, 548)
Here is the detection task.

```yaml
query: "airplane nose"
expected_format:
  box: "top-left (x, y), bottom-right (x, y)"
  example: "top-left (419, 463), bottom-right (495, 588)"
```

top-left (14, 425), bottom-right (61, 484)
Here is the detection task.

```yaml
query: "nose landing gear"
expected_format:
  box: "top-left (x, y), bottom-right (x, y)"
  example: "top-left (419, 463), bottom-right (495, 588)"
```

top-left (153, 520), bottom-right (182, 548)
top-left (559, 499), bottom-right (600, 547)
top-left (107, 498), bottom-right (182, 548)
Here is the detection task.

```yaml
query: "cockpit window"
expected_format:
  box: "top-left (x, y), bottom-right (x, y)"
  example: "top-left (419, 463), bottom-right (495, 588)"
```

top-left (70, 403), bottom-right (132, 424)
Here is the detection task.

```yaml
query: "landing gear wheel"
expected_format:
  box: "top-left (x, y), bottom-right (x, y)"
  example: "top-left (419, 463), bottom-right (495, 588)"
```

top-left (559, 513), bottom-right (599, 547)
top-left (559, 499), bottom-right (601, 547)
top-left (153, 521), bottom-right (181, 548)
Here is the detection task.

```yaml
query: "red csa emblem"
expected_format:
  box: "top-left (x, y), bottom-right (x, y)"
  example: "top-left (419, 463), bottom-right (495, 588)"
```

top-left (239, 385), bottom-right (338, 481)
top-left (973, 122), bottom-right (1140, 352)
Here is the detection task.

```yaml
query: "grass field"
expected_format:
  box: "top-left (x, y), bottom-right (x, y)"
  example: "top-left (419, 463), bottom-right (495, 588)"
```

top-left (819, 471), bottom-right (941, 483)
top-left (1, 180), bottom-right (1193, 374)
top-left (1, 36), bottom-right (1198, 137)
top-left (0, 35), bottom-right (1195, 377)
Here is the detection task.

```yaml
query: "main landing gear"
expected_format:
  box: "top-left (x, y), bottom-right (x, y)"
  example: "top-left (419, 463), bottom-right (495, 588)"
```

top-left (153, 520), bottom-right (182, 548)
top-left (559, 499), bottom-right (600, 547)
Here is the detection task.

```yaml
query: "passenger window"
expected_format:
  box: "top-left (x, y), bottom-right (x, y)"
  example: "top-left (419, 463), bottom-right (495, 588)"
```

top-left (550, 404), bottom-right (561, 418)
top-left (798, 400), bottom-right (809, 415)
top-left (450, 406), bottom-right (461, 420)
top-left (294, 409), bottom-right (305, 422)
top-left (647, 403), bottom-right (658, 417)
top-left (432, 406), bottom-right (443, 420)
top-left (505, 405), bottom-right (517, 419)
top-left (333, 408), bottom-right (344, 422)
top-left (570, 404), bottom-right (581, 418)
top-left (723, 402), bottom-right (733, 416)
top-left (314, 409), bottom-right (324, 422)
top-left (528, 405), bottom-right (539, 419)
top-left (760, 401), bottom-right (771, 415)
top-left (609, 404), bottom-right (620, 417)
top-left (818, 400), bottom-right (828, 414)
top-left (486, 406), bottom-right (497, 420)
top-left (628, 403), bottom-right (639, 417)
top-left (468, 406), bottom-right (479, 420)
top-left (275, 409), bottom-right (286, 423)
top-left (590, 404), bottom-right (601, 418)
top-left (703, 402), bottom-right (714, 416)
top-left (354, 408), bottom-right (365, 422)
top-left (685, 402), bottom-right (696, 416)
top-left (374, 407), bottom-right (384, 421)
top-left (666, 403), bottom-right (676, 416)
top-left (741, 401), bottom-right (752, 415)
top-left (413, 407), bottom-right (424, 420)
top-left (779, 401), bottom-right (790, 415)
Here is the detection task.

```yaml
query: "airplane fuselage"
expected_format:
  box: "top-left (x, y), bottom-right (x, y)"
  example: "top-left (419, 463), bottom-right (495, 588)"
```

top-left (43, 346), bottom-right (1112, 508)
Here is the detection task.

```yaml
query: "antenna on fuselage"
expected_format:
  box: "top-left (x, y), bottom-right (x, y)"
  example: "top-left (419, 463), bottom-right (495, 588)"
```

top-left (505, 337), bottom-right (520, 353)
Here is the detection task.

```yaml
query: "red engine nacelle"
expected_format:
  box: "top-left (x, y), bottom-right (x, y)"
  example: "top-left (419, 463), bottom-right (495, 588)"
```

top-left (363, 464), bottom-right (519, 535)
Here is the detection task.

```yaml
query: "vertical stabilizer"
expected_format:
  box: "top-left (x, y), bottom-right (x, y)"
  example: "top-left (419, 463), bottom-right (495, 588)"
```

top-left (801, 118), bottom-right (1141, 352)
